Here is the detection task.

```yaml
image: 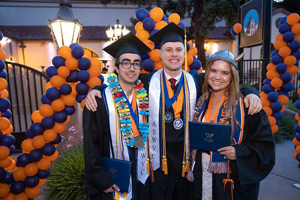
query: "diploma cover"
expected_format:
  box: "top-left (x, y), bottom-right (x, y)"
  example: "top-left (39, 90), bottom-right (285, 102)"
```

top-left (101, 157), bottom-right (132, 193)
top-left (189, 121), bottom-right (231, 152)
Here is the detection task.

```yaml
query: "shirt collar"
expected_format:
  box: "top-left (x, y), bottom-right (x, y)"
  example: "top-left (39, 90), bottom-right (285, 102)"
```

top-left (164, 71), bottom-right (182, 86)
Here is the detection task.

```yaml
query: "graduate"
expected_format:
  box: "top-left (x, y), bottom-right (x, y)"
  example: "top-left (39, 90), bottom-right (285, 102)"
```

top-left (191, 50), bottom-right (275, 200)
top-left (83, 32), bottom-right (151, 200)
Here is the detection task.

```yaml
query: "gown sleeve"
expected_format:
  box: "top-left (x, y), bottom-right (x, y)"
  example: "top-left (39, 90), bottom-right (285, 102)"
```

top-left (83, 97), bottom-right (114, 195)
top-left (233, 109), bottom-right (275, 185)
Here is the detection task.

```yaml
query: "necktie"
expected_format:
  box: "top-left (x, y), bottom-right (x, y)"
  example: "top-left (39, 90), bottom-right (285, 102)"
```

top-left (169, 78), bottom-right (176, 90)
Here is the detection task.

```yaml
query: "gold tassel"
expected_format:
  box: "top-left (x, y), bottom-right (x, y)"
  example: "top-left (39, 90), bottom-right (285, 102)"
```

top-left (185, 159), bottom-right (190, 172)
top-left (181, 161), bottom-right (186, 177)
top-left (147, 158), bottom-right (150, 174)
top-left (114, 191), bottom-right (120, 200)
top-left (123, 193), bottom-right (128, 198)
top-left (162, 156), bottom-right (168, 175)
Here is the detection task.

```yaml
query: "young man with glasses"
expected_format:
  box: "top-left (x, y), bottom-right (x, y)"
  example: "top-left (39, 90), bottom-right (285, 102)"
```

top-left (83, 32), bottom-right (151, 200)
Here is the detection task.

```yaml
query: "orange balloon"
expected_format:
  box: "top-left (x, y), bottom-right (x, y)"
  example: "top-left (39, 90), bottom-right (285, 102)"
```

top-left (266, 63), bottom-right (276, 71)
top-left (148, 49), bottom-right (161, 62)
top-left (280, 105), bottom-right (286, 113)
top-left (187, 55), bottom-right (193, 65)
top-left (51, 99), bottom-right (65, 112)
top-left (14, 192), bottom-right (27, 200)
top-left (44, 150), bottom-right (59, 161)
top-left (25, 186), bottom-right (40, 199)
top-left (0, 78), bottom-right (7, 90)
top-left (81, 99), bottom-right (86, 109)
top-left (198, 67), bottom-right (203, 74)
top-left (43, 129), bottom-right (57, 142)
top-left (135, 22), bottom-right (144, 31)
top-left (261, 97), bottom-right (270, 107)
top-left (39, 104), bottom-right (55, 117)
top-left (263, 106), bottom-right (272, 116)
top-left (144, 40), bottom-right (155, 50)
top-left (295, 113), bottom-right (300, 121)
top-left (278, 46), bottom-right (291, 58)
top-left (278, 95), bottom-right (289, 105)
top-left (24, 163), bottom-right (38, 177)
top-left (275, 34), bottom-right (283, 41)
top-left (58, 46), bottom-right (72, 59)
top-left (32, 135), bottom-right (46, 149)
top-left (287, 13), bottom-right (300, 26)
top-left (2, 124), bottom-right (13, 135)
top-left (45, 82), bottom-right (54, 90)
top-left (83, 49), bottom-right (92, 59)
top-left (0, 117), bottom-right (10, 131)
top-left (150, 7), bottom-right (164, 22)
top-left (65, 57), bottom-right (79, 70)
top-left (21, 139), bottom-right (35, 153)
top-left (291, 24), bottom-right (300, 35)
top-left (88, 77), bottom-right (101, 88)
top-left (290, 75), bottom-right (295, 83)
top-left (233, 23), bottom-right (242, 34)
top-left (293, 151), bottom-right (298, 159)
top-left (57, 66), bottom-right (70, 78)
top-left (293, 138), bottom-right (300, 146)
top-left (140, 69), bottom-right (149, 74)
top-left (53, 122), bottom-right (66, 134)
top-left (61, 94), bottom-right (76, 106)
top-left (296, 145), bottom-right (300, 154)
top-left (260, 92), bottom-right (267, 98)
top-left (37, 157), bottom-right (51, 170)
top-left (5, 159), bottom-right (15, 171)
top-left (274, 40), bottom-right (287, 50)
top-left (0, 49), bottom-right (6, 60)
top-left (188, 46), bottom-right (198, 57)
top-left (37, 178), bottom-right (46, 187)
top-left (0, 89), bottom-right (9, 98)
top-left (0, 183), bottom-right (10, 198)
top-left (87, 66), bottom-right (101, 78)
top-left (294, 34), bottom-right (300, 41)
top-left (31, 110), bottom-right (44, 123)
top-left (298, 88), bottom-right (300, 95)
top-left (2, 193), bottom-right (15, 200)
top-left (168, 13), bottom-right (180, 24)
top-left (271, 78), bottom-right (283, 89)
top-left (154, 61), bottom-right (164, 70)
top-left (284, 55), bottom-right (297, 66)
top-left (266, 70), bottom-right (280, 79)
top-left (271, 124), bottom-right (278, 134)
top-left (0, 157), bottom-right (12, 168)
top-left (155, 21), bottom-right (168, 30)
top-left (70, 83), bottom-right (77, 96)
top-left (286, 65), bottom-right (298, 75)
top-left (90, 57), bottom-right (101, 68)
top-left (0, 146), bottom-right (10, 160)
top-left (13, 167), bottom-right (26, 181)
top-left (50, 75), bottom-right (66, 88)
top-left (136, 29), bottom-right (150, 41)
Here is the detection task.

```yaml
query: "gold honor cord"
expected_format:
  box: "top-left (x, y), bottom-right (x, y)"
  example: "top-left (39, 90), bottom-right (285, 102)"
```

top-left (184, 30), bottom-right (188, 71)
top-left (160, 72), bottom-right (168, 175)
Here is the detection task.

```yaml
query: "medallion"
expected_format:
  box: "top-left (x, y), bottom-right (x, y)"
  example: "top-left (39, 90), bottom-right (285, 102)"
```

top-left (165, 111), bottom-right (173, 123)
top-left (173, 118), bottom-right (183, 130)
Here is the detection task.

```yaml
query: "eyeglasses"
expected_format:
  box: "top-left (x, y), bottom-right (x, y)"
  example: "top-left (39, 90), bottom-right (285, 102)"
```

top-left (119, 60), bottom-right (142, 70)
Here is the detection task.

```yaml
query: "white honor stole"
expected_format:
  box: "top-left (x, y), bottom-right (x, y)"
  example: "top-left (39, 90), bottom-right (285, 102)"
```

top-left (104, 87), bottom-right (149, 200)
top-left (148, 69), bottom-right (197, 171)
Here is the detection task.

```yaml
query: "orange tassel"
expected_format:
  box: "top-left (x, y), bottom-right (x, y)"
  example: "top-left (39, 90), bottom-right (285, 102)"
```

top-left (147, 158), bottom-right (150, 174)
top-left (223, 178), bottom-right (234, 200)
top-left (114, 192), bottom-right (120, 200)
top-left (185, 160), bottom-right (190, 172)
top-left (123, 193), bottom-right (128, 198)
top-left (181, 161), bottom-right (186, 177)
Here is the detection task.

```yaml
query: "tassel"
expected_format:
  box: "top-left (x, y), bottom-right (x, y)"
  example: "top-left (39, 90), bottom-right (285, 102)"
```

top-left (151, 168), bottom-right (155, 182)
top-left (181, 161), bottom-right (186, 177)
top-left (223, 178), bottom-right (234, 200)
top-left (185, 160), bottom-right (190, 172)
top-left (114, 192), bottom-right (120, 200)
top-left (123, 193), bottom-right (128, 198)
top-left (147, 158), bottom-right (150, 174)
top-left (162, 156), bottom-right (168, 174)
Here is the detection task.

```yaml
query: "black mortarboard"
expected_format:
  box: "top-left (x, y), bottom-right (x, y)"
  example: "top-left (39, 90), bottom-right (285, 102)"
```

top-left (149, 22), bottom-right (194, 46)
top-left (103, 32), bottom-right (151, 59)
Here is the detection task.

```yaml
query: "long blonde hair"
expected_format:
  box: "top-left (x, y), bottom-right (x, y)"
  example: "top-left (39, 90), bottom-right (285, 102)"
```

top-left (202, 60), bottom-right (240, 122)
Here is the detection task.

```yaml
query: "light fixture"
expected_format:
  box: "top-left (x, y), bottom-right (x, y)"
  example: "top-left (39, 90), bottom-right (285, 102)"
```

top-left (204, 43), bottom-right (209, 51)
top-left (106, 19), bottom-right (130, 41)
top-left (273, 0), bottom-right (284, 2)
top-left (49, 0), bottom-right (82, 48)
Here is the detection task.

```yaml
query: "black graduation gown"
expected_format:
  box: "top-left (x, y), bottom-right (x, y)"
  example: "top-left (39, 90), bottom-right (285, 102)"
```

top-left (191, 108), bottom-right (275, 200)
top-left (83, 97), bottom-right (150, 200)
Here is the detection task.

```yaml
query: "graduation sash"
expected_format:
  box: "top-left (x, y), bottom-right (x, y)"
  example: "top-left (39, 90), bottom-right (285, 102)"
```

top-left (149, 69), bottom-right (197, 171)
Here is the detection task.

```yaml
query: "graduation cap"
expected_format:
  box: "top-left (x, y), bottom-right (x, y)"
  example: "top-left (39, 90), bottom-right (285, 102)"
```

top-left (149, 22), bottom-right (194, 46)
top-left (103, 32), bottom-right (151, 59)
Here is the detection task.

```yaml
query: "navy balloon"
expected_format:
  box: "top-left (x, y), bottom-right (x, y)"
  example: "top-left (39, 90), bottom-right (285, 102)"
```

top-left (141, 53), bottom-right (149, 60)
top-left (162, 14), bottom-right (167, 22)
top-left (190, 59), bottom-right (202, 70)
top-left (263, 78), bottom-right (271, 85)
top-left (64, 106), bottom-right (76, 115)
top-left (11, 181), bottom-right (25, 194)
top-left (271, 55), bottom-right (283, 65)
top-left (0, 31), bottom-right (3, 40)
top-left (52, 56), bottom-right (65, 68)
top-left (292, 50), bottom-right (300, 60)
top-left (76, 83), bottom-right (89, 95)
top-left (41, 94), bottom-right (52, 105)
top-left (60, 84), bottom-right (72, 95)
top-left (76, 94), bottom-right (87, 103)
top-left (38, 169), bottom-right (50, 179)
top-left (0, 60), bottom-right (5, 71)
top-left (136, 8), bottom-right (149, 22)
top-left (0, 167), bottom-right (6, 180)
top-left (280, 72), bottom-right (292, 83)
top-left (0, 131), bottom-right (3, 142)
top-left (26, 129), bottom-right (35, 139)
top-left (46, 87), bottom-right (61, 101)
top-left (66, 70), bottom-right (79, 82)
top-left (186, 42), bottom-right (190, 52)
top-left (190, 69), bottom-right (200, 76)
top-left (279, 23), bottom-right (291, 34)
top-left (9, 145), bottom-right (15, 154)
top-left (42, 143), bottom-right (56, 156)
top-left (296, 133), bottom-right (300, 141)
top-left (142, 59), bottom-right (155, 71)
top-left (281, 82), bottom-right (294, 92)
top-left (272, 111), bottom-right (283, 121)
top-left (0, 134), bottom-right (15, 147)
top-left (17, 153), bottom-right (30, 167)
top-left (262, 84), bottom-right (275, 93)
top-left (78, 58), bottom-right (91, 70)
top-left (271, 50), bottom-right (278, 57)
top-left (30, 123), bottom-right (44, 135)
top-left (275, 63), bottom-right (287, 73)
top-left (150, 29), bottom-right (159, 37)
top-left (288, 40), bottom-right (300, 52)
top-left (270, 101), bottom-right (283, 112)
top-left (71, 45), bottom-right (84, 59)
top-left (1, 110), bottom-right (12, 119)
top-left (46, 66), bottom-right (58, 77)
top-left (25, 176), bottom-right (39, 188)
top-left (29, 149), bottom-right (43, 162)
top-left (295, 99), bottom-right (300, 110)
top-left (294, 125), bottom-right (300, 133)
top-left (280, 17), bottom-right (287, 24)
top-left (0, 70), bottom-right (7, 78)
top-left (41, 117), bottom-right (55, 129)
top-left (296, 154), bottom-right (300, 162)
top-left (77, 70), bottom-right (90, 83)
top-left (53, 111), bottom-right (68, 123)
top-left (178, 21), bottom-right (186, 30)
top-left (69, 43), bottom-right (79, 49)
top-left (2, 171), bottom-right (13, 184)
top-left (52, 134), bottom-right (62, 144)
top-left (143, 17), bottom-right (155, 31)
top-left (155, 44), bottom-right (161, 49)
top-left (282, 31), bottom-right (295, 43)
top-left (0, 98), bottom-right (10, 112)
top-left (267, 92), bottom-right (279, 102)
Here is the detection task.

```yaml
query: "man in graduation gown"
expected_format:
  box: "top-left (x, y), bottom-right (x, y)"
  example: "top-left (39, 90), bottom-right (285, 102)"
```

top-left (83, 32), bottom-right (151, 200)
top-left (84, 23), bottom-right (262, 200)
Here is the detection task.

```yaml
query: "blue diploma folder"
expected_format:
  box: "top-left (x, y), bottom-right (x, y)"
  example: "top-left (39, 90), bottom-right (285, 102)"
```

top-left (101, 157), bottom-right (132, 193)
top-left (189, 121), bottom-right (231, 152)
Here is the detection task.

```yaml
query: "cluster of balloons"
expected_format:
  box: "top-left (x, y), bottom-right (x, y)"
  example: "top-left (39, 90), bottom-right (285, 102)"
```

top-left (0, 42), bottom-right (103, 199)
top-left (135, 7), bottom-right (202, 74)
top-left (231, 23), bottom-right (242, 35)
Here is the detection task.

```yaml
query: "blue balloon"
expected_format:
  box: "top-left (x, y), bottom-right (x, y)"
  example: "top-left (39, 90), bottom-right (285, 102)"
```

top-left (46, 87), bottom-right (61, 101)
top-left (262, 84), bottom-right (274, 93)
top-left (42, 143), bottom-right (56, 156)
top-left (296, 154), bottom-right (300, 162)
top-left (263, 78), bottom-right (271, 85)
top-left (271, 101), bottom-right (283, 112)
top-left (279, 23), bottom-right (291, 34)
top-left (69, 43), bottom-right (79, 49)
top-left (30, 123), bottom-right (44, 136)
top-left (78, 58), bottom-right (91, 70)
top-left (71, 45), bottom-right (84, 59)
top-left (51, 134), bottom-right (62, 144)
top-left (275, 63), bottom-right (287, 73)
top-left (76, 83), bottom-right (89, 95)
top-left (29, 149), bottom-right (43, 162)
top-left (267, 92), bottom-right (279, 102)
top-left (53, 111), bottom-right (68, 123)
top-left (76, 94), bottom-right (87, 103)
top-left (0, 70), bottom-right (7, 78)
top-left (280, 72), bottom-right (292, 83)
top-left (41, 117), bottom-right (55, 129)
top-left (0, 31), bottom-right (3, 41)
top-left (296, 133), bottom-right (300, 141)
top-left (99, 75), bottom-right (104, 83)
top-left (0, 167), bottom-right (6, 180)
top-left (271, 50), bottom-right (278, 57)
top-left (9, 145), bottom-right (15, 154)
top-left (136, 8), bottom-right (149, 22)
top-left (2, 171), bottom-right (13, 184)
top-left (77, 70), bottom-right (90, 83)
top-left (0, 134), bottom-right (15, 147)
top-left (178, 21), bottom-right (186, 30)
top-left (16, 153), bottom-right (30, 167)
top-left (0, 98), bottom-right (10, 112)
top-left (272, 111), bottom-right (283, 121)
top-left (282, 31), bottom-right (295, 43)
top-left (294, 125), bottom-right (300, 133)
top-left (281, 82), bottom-right (294, 92)
top-left (46, 66), bottom-right (58, 77)
top-left (280, 17), bottom-right (287, 24)
top-left (143, 17), bottom-right (155, 31)
top-left (66, 70), bottom-right (79, 82)
top-left (155, 44), bottom-right (161, 49)
top-left (186, 42), bottom-right (190, 52)
top-left (0, 131), bottom-right (3, 142)
top-left (142, 59), bottom-right (155, 71)
top-left (271, 55), bottom-right (283, 65)
top-left (11, 181), bottom-right (25, 194)
top-left (190, 59), bottom-right (202, 70)
top-left (26, 129), bottom-right (35, 139)
top-left (41, 94), bottom-right (52, 105)
top-left (38, 169), bottom-right (50, 179)
top-left (1, 110), bottom-right (12, 119)
top-left (162, 14), bottom-right (167, 22)
top-left (64, 106), bottom-right (76, 115)
top-left (150, 29), bottom-right (159, 37)
top-left (25, 176), bottom-right (39, 188)
top-left (0, 60), bottom-right (5, 71)
top-left (278, 90), bottom-right (289, 97)
top-left (291, 50), bottom-right (300, 60)
top-left (190, 69), bottom-right (200, 76)
top-left (52, 56), bottom-right (65, 68)
top-left (295, 99), bottom-right (300, 110)
top-left (141, 53), bottom-right (150, 60)
top-left (60, 84), bottom-right (72, 95)
top-left (288, 40), bottom-right (300, 52)
top-left (231, 26), bottom-right (237, 35)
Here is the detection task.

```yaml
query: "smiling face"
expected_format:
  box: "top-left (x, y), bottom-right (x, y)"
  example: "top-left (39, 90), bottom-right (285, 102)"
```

top-left (160, 42), bottom-right (184, 75)
top-left (116, 53), bottom-right (141, 85)
top-left (207, 60), bottom-right (232, 95)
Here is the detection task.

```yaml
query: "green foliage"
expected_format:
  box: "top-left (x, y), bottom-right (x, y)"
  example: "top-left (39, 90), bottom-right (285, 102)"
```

top-left (45, 145), bottom-right (88, 200)
top-left (274, 113), bottom-right (297, 143)
top-left (287, 100), bottom-right (298, 112)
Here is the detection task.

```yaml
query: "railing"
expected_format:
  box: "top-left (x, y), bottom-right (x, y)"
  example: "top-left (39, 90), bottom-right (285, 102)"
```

top-left (4, 61), bottom-right (49, 152)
